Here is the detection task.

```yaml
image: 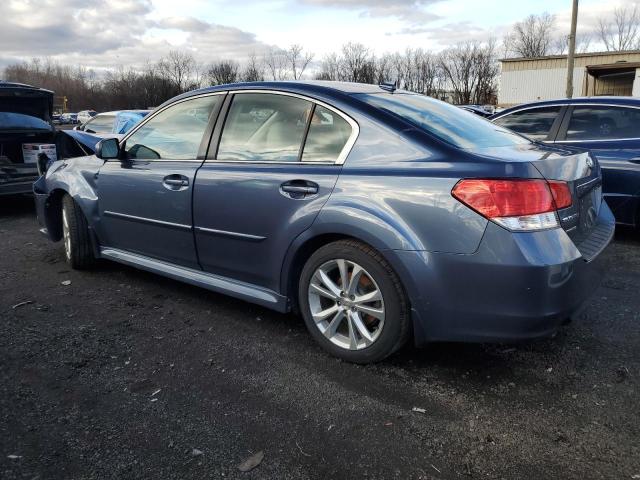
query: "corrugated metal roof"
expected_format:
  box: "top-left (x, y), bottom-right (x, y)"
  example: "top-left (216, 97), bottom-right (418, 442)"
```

top-left (501, 50), bottom-right (640, 63)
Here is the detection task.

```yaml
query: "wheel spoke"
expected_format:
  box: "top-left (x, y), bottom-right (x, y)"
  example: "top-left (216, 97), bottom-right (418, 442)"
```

top-left (309, 281), bottom-right (338, 301)
top-left (355, 304), bottom-right (385, 321)
top-left (336, 259), bottom-right (349, 291)
top-left (350, 311), bottom-right (374, 344)
top-left (346, 264), bottom-right (363, 295)
top-left (353, 289), bottom-right (381, 305)
top-left (312, 303), bottom-right (339, 323)
top-left (323, 310), bottom-right (345, 339)
top-left (347, 314), bottom-right (359, 349)
top-left (317, 269), bottom-right (341, 297)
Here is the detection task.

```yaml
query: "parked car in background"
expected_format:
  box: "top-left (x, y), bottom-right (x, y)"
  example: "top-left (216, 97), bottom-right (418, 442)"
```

top-left (457, 104), bottom-right (494, 118)
top-left (77, 110), bottom-right (97, 124)
top-left (59, 113), bottom-right (79, 125)
top-left (52, 113), bottom-right (61, 124)
top-left (491, 97), bottom-right (640, 228)
top-left (34, 82), bottom-right (613, 363)
top-left (75, 110), bottom-right (150, 135)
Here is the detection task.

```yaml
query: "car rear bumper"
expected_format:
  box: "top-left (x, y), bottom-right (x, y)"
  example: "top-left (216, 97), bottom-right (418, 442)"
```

top-left (392, 201), bottom-right (615, 345)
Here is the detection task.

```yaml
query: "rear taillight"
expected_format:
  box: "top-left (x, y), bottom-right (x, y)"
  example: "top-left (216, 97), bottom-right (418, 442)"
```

top-left (547, 180), bottom-right (572, 209)
top-left (451, 179), bottom-right (572, 231)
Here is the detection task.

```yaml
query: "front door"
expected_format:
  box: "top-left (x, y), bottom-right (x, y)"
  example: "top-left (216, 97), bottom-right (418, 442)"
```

top-left (193, 92), bottom-right (357, 291)
top-left (95, 94), bottom-right (224, 268)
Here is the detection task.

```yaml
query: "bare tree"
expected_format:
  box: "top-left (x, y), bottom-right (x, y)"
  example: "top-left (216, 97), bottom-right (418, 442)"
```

top-left (263, 47), bottom-right (288, 80)
top-left (242, 53), bottom-right (264, 82)
top-left (285, 44), bottom-right (314, 80)
top-left (316, 52), bottom-right (340, 80)
top-left (505, 12), bottom-right (555, 58)
top-left (375, 53), bottom-right (394, 84)
top-left (439, 41), bottom-right (497, 104)
top-left (339, 42), bottom-right (375, 83)
top-left (553, 32), bottom-right (592, 54)
top-left (157, 50), bottom-right (199, 92)
top-left (597, 3), bottom-right (640, 51)
top-left (206, 60), bottom-right (239, 85)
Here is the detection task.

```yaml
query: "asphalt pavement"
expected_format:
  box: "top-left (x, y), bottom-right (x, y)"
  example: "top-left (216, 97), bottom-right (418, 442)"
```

top-left (1, 195), bottom-right (639, 479)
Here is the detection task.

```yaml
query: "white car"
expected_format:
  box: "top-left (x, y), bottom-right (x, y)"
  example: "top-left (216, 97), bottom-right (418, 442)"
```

top-left (77, 110), bottom-right (97, 125)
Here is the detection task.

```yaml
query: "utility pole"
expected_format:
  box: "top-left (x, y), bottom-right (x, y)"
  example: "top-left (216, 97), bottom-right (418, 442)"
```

top-left (566, 0), bottom-right (579, 98)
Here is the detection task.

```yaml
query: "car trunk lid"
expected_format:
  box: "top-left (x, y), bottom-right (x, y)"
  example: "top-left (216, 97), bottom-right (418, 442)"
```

top-left (530, 148), bottom-right (602, 242)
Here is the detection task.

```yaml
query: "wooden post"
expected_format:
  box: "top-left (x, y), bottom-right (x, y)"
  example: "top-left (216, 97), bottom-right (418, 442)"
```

top-left (566, 0), bottom-right (579, 98)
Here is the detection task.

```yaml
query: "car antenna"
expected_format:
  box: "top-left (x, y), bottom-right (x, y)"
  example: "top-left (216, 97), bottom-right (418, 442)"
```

top-left (379, 80), bottom-right (398, 93)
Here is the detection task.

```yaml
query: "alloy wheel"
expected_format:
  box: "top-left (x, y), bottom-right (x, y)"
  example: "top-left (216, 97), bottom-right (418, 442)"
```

top-left (307, 259), bottom-right (385, 350)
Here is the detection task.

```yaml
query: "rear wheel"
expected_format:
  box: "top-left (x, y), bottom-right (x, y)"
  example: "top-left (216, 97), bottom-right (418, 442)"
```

top-left (298, 240), bottom-right (411, 363)
top-left (61, 194), bottom-right (95, 269)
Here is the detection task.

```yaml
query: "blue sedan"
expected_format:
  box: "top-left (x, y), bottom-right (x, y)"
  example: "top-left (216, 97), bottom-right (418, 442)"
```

top-left (33, 82), bottom-right (613, 363)
top-left (491, 97), bottom-right (640, 228)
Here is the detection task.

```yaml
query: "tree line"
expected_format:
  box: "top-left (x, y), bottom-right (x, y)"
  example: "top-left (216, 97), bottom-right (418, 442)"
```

top-left (3, 3), bottom-right (639, 112)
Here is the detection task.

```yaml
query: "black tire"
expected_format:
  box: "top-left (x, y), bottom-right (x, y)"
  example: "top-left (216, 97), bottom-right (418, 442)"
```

top-left (61, 194), bottom-right (95, 269)
top-left (298, 240), bottom-right (411, 364)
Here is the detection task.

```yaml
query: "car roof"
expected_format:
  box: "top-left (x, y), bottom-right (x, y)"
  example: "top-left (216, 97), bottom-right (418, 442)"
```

top-left (494, 96), bottom-right (640, 117)
top-left (161, 80), bottom-right (407, 107)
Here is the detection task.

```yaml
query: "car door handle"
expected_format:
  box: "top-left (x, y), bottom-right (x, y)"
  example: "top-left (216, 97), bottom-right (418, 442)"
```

top-left (280, 180), bottom-right (319, 198)
top-left (630, 157), bottom-right (640, 164)
top-left (163, 174), bottom-right (189, 190)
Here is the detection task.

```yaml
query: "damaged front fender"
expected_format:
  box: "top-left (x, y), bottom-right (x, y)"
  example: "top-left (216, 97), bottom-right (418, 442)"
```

top-left (34, 154), bottom-right (104, 243)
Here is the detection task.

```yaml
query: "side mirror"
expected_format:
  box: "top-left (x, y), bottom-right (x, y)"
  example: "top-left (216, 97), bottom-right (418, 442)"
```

top-left (96, 138), bottom-right (120, 160)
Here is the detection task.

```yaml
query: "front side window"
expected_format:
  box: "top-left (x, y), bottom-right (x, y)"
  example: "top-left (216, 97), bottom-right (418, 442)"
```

top-left (565, 106), bottom-right (640, 141)
top-left (125, 96), bottom-right (220, 160)
top-left (493, 106), bottom-right (562, 140)
top-left (301, 105), bottom-right (353, 162)
top-left (217, 93), bottom-right (312, 162)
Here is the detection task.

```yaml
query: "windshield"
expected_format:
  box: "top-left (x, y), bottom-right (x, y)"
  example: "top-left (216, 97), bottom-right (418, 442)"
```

top-left (357, 92), bottom-right (529, 149)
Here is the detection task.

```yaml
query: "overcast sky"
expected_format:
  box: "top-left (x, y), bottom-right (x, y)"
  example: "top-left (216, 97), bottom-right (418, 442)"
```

top-left (0, 0), bottom-right (632, 71)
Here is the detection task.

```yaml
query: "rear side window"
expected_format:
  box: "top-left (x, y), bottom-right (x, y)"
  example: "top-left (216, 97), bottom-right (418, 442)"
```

top-left (301, 105), bottom-right (352, 162)
top-left (217, 93), bottom-right (312, 162)
top-left (125, 95), bottom-right (220, 160)
top-left (493, 106), bottom-right (562, 140)
top-left (564, 106), bottom-right (640, 140)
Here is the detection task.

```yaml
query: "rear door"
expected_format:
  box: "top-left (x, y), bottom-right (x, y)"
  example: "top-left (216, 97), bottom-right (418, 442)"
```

top-left (193, 91), bottom-right (357, 291)
top-left (95, 93), bottom-right (224, 268)
top-left (554, 104), bottom-right (640, 225)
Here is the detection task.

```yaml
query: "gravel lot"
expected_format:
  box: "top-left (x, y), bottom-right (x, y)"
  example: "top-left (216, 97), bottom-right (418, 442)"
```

top-left (1, 195), bottom-right (639, 480)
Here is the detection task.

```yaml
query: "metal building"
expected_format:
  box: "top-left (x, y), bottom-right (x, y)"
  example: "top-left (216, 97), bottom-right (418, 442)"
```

top-left (499, 50), bottom-right (640, 107)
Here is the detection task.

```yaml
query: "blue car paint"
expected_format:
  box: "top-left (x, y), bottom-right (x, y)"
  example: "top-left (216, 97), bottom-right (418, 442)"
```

top-left (34, 81), bottom-right (614, 345)
top-left (491, 97), bottom-right (640, 227)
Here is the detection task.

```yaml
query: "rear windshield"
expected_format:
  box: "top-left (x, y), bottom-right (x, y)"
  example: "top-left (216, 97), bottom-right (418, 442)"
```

top-left (357, 92), bottom-right (529, 149)
top-left (0, 112), bottom-right (51, 130)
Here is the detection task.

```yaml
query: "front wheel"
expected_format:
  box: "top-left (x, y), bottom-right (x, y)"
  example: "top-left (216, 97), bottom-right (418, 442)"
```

top-left (61, 194), bottom-right (95, 269)
top-left (298, 240), bottom-right (411, 364)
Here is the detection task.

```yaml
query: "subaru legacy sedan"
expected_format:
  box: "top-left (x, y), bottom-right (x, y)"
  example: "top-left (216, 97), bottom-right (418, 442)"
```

top-left (491, 97), bottom-right (640, 228)
top-left (33, 82), bottom-right (614, 363)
